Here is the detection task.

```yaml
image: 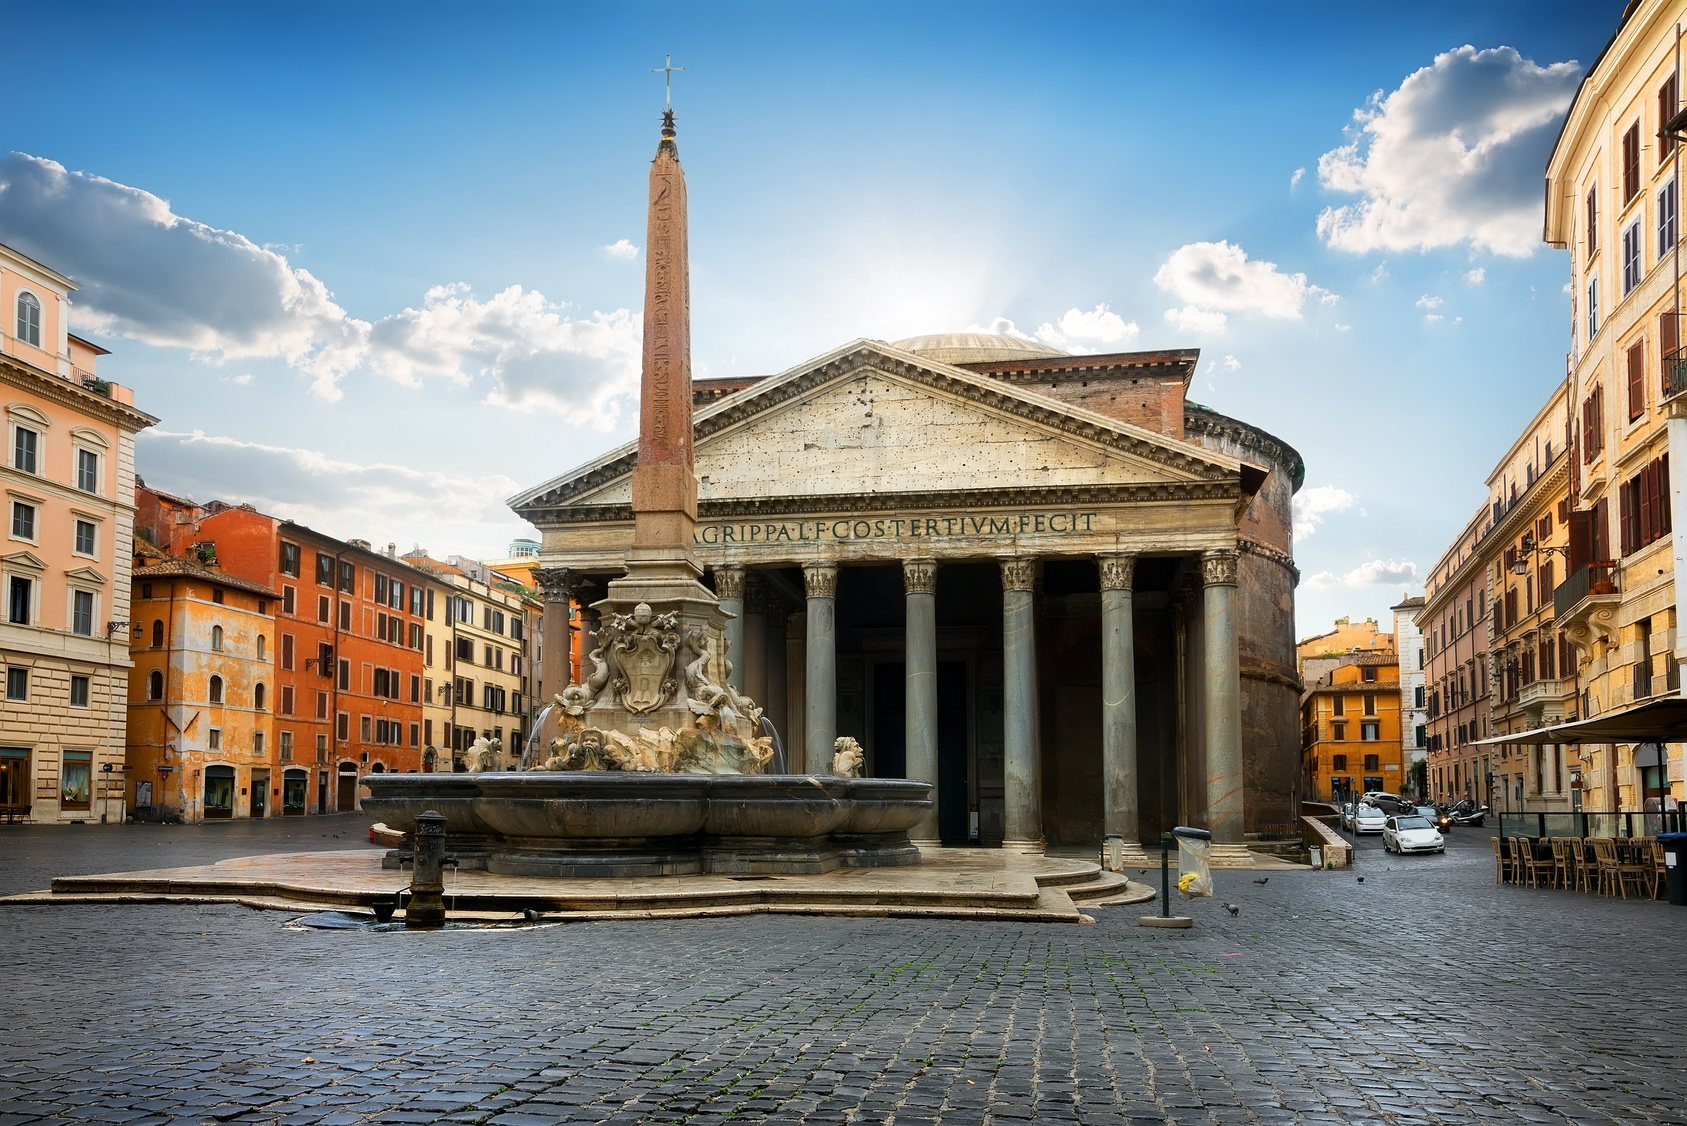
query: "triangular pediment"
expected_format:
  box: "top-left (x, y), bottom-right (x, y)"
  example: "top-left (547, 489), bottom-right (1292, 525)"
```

top-left (512, 339), bottom-right (1240, 517)
top-left (3, 550), bottom-right (47, 571)
top-left (65, 565), bottom-right (108, 585)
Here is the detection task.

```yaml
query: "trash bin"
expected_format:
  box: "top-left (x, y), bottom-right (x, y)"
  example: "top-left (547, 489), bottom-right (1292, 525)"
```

top-left (1661, 833), bottom-right (1687, 907)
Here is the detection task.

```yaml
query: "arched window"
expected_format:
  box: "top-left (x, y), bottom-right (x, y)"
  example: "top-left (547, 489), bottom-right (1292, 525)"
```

top-left (254, 683), bottom-right (266, 710)
top-left (15, 292), bottom-right (41, 348)
top-left (210, 625), bottom-right (223, 651)
top-left (257, 635), bottom-right (266, 660)
top-left (152, 619), bottom-right (163, 647)
top-left (147, 670), bottom-right (163, 700)
top-left (208, 675), bottom-right (223, 704)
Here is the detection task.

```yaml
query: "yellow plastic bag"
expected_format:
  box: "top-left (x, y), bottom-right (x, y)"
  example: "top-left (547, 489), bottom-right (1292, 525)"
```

top-left (1176, 834), bottom-right (1213, 899)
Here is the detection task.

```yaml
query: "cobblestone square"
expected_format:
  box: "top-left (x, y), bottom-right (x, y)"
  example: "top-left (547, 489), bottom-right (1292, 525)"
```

top-left (2, 818), bottom-right (1684, 1125)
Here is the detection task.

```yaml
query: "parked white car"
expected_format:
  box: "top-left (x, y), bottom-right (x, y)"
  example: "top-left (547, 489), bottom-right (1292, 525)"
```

top-left (1352, 803), bottom-right (1388, 834)
top-left (1382, 814), bottom-right (1445, 854)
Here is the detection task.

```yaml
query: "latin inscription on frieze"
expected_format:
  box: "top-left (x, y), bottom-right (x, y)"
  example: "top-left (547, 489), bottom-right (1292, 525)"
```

top-left (694, 512), bottom-right (1100, 545)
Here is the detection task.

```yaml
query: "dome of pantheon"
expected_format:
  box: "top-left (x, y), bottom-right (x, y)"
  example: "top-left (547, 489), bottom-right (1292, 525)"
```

top-left (891, 332), bottom-right (1069, 365)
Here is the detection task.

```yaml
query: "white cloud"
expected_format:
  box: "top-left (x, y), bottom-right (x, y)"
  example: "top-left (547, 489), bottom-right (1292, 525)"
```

top-left (137, 429), bottom-right (534, 559)
top-left (1293, 484), bottom-right (1357, 541)
top-left (1153, 241), bottom-right (1334, 334)
top-left (1465, 267), bottom-right (1486, 284)
top-left (603, 238), bottom-right (639, 260)
top-left (1220, 354), bottom-right (1240, 371)
top-left (966, 316), bottom-right (1037, 341)
top-left (0, 152), bottom-right (642, 424)
top-left (1416, 294), bottom-right (1443, 309)
top-left (1343, 558), bottom-right (1420, 586)
top-left (1305, 570), bottom-right (1337, 590)
top-left (1316, 45), bottom-right (1581, 257)
top-left (1369, 262), bottom-right (1390, 284)
top-left (369, 285), bottom-right (642, 429)
top-left (1164, 305), bottom-right (1228, 334)
top-left (1334, 323), bottom-right (1352, 332)
top-left (1290, 167), bottom-right (1305, 188)
top-left (1032, 303), bottom-right (1140, 352)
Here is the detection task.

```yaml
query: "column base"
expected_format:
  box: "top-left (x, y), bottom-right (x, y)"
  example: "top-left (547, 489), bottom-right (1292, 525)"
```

top-left (1000, 838), bottom-right (1046, 855)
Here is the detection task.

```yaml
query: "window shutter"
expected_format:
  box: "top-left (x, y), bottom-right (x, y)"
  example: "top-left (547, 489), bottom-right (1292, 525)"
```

top-left (1629, 343), bottom-right (1647, 419)
top-left (1649, 457), bottom-right (1666, 541)
top-left (1588, 187), bottom-right (1599, 256)
top-left (1625, 123), bottom-right (1641, 200)
top-left (1621, 477), bottom-right (1636, 555)
top-left (1661, 453), bottom-right (1674, 533)
top-left (1592, 497), bottom-right (1610, 561)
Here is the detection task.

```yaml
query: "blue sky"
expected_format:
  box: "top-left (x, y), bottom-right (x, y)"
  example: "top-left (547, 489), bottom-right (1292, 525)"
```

top-left (0, 2), bottom-right (1623, 637)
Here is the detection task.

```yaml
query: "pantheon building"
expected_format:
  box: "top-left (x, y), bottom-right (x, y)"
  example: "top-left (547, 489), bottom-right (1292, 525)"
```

top-left (513, 333), bottom-right (1303, 852)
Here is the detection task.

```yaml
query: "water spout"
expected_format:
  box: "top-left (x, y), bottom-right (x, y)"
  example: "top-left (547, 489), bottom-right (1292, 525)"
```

top-left (758, 715), bottom-right (788, 775)
top-left (520, 703), bottom-right (556, 771)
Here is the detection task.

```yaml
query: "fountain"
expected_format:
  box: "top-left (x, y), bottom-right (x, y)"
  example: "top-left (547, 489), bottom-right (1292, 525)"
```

top-left (361, 105), bottom-right (931, 877)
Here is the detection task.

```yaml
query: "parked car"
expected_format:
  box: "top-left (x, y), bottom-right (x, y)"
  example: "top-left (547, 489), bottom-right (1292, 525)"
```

top-left (1382, 814), bottom-right (1446, 854)
top-left (1352, 803), bottom-right (1388, 834)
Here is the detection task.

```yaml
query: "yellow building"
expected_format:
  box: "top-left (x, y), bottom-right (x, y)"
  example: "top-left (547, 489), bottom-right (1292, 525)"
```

top-left (1545, 0), bottom-right (1687, 813)
top-left (1301, 656), bottom-right (1404, 801)
top-left (1, 240), bottom-right (157, 822)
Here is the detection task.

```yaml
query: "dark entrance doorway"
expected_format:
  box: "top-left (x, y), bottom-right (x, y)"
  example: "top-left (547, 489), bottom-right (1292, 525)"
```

top-left (937, 661), bottom-right (970, 844)
top-left (336, 766), bottom-right (357, 811)
top-left (317, 770), bottom-right (328, 814)
top-left (871, 661), bottom-right (905, 779)
top-left (283, 769), bottom-right (307, 814)
top-left (250, 770), bottom-right (268, 818)
top-left (204, 765), bottom-right (234, 819)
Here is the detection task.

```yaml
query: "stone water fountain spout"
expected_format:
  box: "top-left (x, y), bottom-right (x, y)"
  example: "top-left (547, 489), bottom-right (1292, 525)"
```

top-left (398, 810), bottom-right (458, 928)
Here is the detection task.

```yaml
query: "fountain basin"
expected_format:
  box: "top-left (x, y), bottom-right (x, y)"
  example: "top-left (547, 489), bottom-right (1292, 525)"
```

top-left (361, 772), bottom-right (931, 877)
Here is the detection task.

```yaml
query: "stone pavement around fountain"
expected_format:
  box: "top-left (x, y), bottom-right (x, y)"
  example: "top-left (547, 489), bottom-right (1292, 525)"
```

top-left (3, 817), bottom-right (1686, 1126)
top-left (4, 841), bottom-right (1158, 924)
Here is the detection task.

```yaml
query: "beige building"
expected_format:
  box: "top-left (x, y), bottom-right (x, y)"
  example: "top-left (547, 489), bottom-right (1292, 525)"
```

top-left (1545, 0), bottom-right (1687, 813)
top-left (0, 240), bottom-right (157, 822)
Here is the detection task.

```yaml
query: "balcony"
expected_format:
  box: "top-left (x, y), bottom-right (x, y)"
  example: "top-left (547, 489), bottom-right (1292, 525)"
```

top-left (1518, 676), bottom-right (1575, 722)
top-left (1666, 341), bottom-right (1687, 403)
top-left (1555, 561), bottom-right (1622, 651)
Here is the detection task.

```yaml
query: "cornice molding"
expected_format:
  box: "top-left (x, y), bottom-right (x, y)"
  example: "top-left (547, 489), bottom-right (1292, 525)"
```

top-left (514, 343), bottom-right (1241, 517)
top-left (0, 355), bottom-right (157, 433)
top-left (1183, 407), bottom-right (1307, 492)
top-left (1237, 538), bottom-right (1300, 586)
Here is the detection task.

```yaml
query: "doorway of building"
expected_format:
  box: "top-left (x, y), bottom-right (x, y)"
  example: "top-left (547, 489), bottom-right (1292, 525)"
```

top-left (204, 765), bottom-right (235, 819)
top-left (870, 661), bottom-right (905, 779)
top-left (0, 747), bottom-right (28, 819)
top-left (936, 661), bottom-right (970, 844)
top-left (317, 770), bottom-right (328, 814)
top-left (250, 770), bottom-right (268, 818)
top-left (336, 764), bottom-right (357, 811)
top-left (283, 769), bottom-right (307, 815)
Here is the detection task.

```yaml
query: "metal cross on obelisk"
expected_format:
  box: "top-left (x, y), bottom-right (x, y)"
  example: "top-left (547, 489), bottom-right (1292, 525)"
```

top-left (651, 54), bottom-right (684, 110)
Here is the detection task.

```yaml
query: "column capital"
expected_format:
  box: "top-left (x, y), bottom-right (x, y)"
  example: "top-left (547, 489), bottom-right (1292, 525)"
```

top-left (1098, 552), bottom-right (1137, 591)
top-left (803, 561), bottom-right (838, 598)
top-left (999, 556), bottom-right (1035, 593)
top-left (1201, 548), bottom-right (1239, 587)
top-left (903, 558), bottom-right (938, 595)
top-left (532, 566), bottom-right (582, 603)
top-left (714, 564), bottom-right (746, 601)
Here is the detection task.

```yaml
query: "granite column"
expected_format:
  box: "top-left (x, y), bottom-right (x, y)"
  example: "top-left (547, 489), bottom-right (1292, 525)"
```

top-left (1099, 552), bottom-right (1138, 843)
top-left (1000, 557), bottom-right (1042, 850)
top-left (903, 558), bottom-right (939, 842)
top-left (1203, 548), bottom-right (1243, 844)
top-left (803, 562), bottom-right (838, 773)
top-left (715, 565), bottom-right (746, 691)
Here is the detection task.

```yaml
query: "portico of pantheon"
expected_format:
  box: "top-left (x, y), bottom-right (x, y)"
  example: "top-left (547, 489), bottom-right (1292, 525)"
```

top-left (513, 333), bottom-right (1304, 851)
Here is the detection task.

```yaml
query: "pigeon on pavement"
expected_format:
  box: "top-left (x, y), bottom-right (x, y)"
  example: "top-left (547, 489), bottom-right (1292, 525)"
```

top-left (1253, 877), bottom-right (1269, 885)
top-left (1221, 902), bottom-right (1239, 916)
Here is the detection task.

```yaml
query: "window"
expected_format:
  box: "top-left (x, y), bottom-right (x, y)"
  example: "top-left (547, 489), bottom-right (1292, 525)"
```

top-left (280, 634), bottom-right (294, 670)
top-left (1623, 221), bottom-right (1642, 295)
top-left (254, 683), bottom-right (266, 710)
top-left (60, 750), bottom-right (90, 810)
top-left (1363, 694), bottom-right (1376, 715)
top-left (73, 520), bottom-right (95, 556)
top-left (1332, 695), bottom-right (1345, 716)
top-left (5, 668), bottom-right (25, 701)
top-left (209, 675), bottom-right (223, 704)
top-left (282, 585), bottom-right (296, 616)
top-left (280, 685), bottom-right (294, 715)
top-left (456, 637), bottom-right (475, 663)
top-left (1332, 722), bottom-right (1346, 741)
top-left (1663, 76), bottom-right (1679, 162)
top-left (280, 731), bottom-right (294, 761)
top-left (151, 619), bottom-right (165, 647)
top-left (15, 292), bottom-right (41, 347)
top-left (360, 715), bottom-right (371, 742)
top-left (410, 723), bottom-right (420, 748)
top-left (1588, 275), bottom-right (1600, 340)
top-left (317, 594), bottom-right (330, 623)
top-left (338, 601), bottom-right (351, 631)
top-left (1363, 753), bottom-right (1380, 771)
top-left (1332, 754), bottom-right (1347, 771)
top-left (280, 542), bottom-right (300, 578)
top-left (210, 624), bottom-right (223, 651)
top-left (375, 574), bottom-right (387, 605)
top-left (147, 670), bottom-right (163, 700)
top-left (410, 674), bottom-right (421, 703)
top-left (7, 577), bottom-right (27, 625)
top-left (12, 427), bottom-right (37, 474)
top-left (484, 643), bottom-right (494, 667)
top-left (426, 633), bottom-right (434, 666)
top-left (76, 449), bottom-right (99, 494)
top-left (337, 712), bottom-right (349, 741)
top-left (411, 587), bottom-right (424, 615)
top-left (1619, 453), bottom-right (1672, 554)
top-left (316, 553), bottom-right (334, 586)
top-left (338, 561), bottom-right (355, 593)
top-left (337, 658), bottom-right (349, 690)
top-left (256, 635), bottom-right (266, 661)
top-left (1623, 121), bottom-right (1643, 204)
top-left (1583, 383), bottom-right (1605, 460)
top-left (253, 731), bottom-right (265, 756)
top-left (317, 691), bottom-right (328, 719)
top-left (426, 589), bottom-right (435, 620)
top-left (11, 501), bottom-right (35, 540)
top-left (389, 580), bottom-right (403, 610)
top-left (208, 727), bottom-right (222, 751)
top-left (373, 668), bottom-right (389, 698)
top-left (1362, 667), bottom-right (1376, 683)
top-left (1662, 179), bottom-right (1678, 257)
top-left (71, 590), bottom-right (93, 636)
top-left (1361, 724), bottom-right (1379, 743)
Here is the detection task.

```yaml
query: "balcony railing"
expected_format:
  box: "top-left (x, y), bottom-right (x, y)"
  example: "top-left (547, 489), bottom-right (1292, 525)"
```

top-left (1553, 562), bottom-right (1619, 619)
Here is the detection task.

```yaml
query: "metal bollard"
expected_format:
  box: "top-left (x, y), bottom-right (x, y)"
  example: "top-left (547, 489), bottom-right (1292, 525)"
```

top-left (403, 810), bottom-right (459, 929)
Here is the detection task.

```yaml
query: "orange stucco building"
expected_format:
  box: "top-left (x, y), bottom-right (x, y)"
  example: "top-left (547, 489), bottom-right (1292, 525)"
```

top-left (1301, 655), bottom-right (1406, 801)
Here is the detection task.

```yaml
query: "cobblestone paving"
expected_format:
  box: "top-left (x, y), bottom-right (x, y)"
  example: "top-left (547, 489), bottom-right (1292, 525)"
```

top-left (2, 820), bottom-right (1683, 1125)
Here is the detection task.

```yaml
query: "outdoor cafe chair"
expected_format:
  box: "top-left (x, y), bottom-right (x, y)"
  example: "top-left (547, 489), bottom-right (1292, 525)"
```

top-left (1549, 836), bottom-right (1571, 889)
top-left (1577, 837), bottom-right (1602, 893)
top-left (1592, 837), bottom-right (1647, 899)
top-left (1651, 838), bottom-right (1667, 899)
top-left (1517, 837), bottom-right (1555, 889)
top-left (1568, 837), bottom-right (1593, 892)
top-left (1491, 836), bottom-right (1511, 884)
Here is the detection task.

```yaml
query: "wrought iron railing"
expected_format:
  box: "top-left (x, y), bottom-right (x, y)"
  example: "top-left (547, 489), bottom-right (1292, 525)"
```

top-left (1665, 333), bottom-right (1687, 400)
top-left (1553, 562), bottom-right (1619, 619)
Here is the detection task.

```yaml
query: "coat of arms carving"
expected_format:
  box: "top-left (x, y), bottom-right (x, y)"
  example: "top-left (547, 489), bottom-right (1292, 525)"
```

top-left (604, 602), bottom-right (680, 714)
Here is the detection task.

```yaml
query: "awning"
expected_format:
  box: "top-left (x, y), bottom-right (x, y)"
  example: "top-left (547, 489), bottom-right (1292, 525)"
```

top-left (1473, 694), bottom-right (1687, 746)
